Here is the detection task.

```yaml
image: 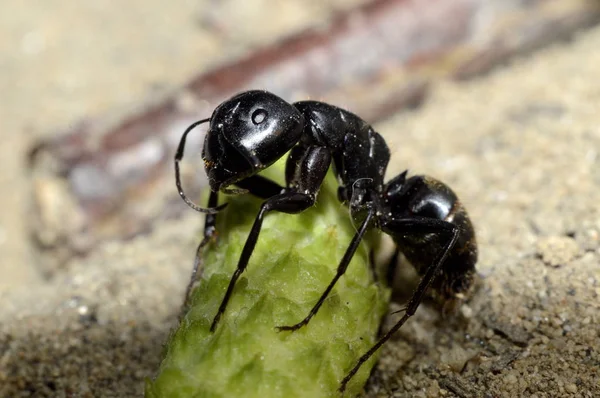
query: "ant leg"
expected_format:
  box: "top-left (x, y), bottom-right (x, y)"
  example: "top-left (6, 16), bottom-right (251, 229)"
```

top-left (180, 190), bottom-right (220, 317)
top-left (182, 176), bottom-right (284, 319)
top-left (277, 208), bottom-right (375, 332)
top-left (187, 176), bottom-right (282, 301)
top-left (210, 191), bottom-right (315, 332)
top-left (339, 217), bottom-right (458, 393)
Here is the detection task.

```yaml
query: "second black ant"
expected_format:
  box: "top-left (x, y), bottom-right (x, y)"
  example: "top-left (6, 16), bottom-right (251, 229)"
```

top-left (174, 90), bottom-right (478, 392)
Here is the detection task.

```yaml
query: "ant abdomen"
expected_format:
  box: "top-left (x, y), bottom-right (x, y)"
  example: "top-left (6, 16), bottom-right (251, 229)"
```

top-left (384, 175), bottom-right (477, 302)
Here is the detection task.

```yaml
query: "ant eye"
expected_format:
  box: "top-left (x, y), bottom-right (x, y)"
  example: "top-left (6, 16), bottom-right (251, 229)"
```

top-left (251, 109), bottom-right (267, 125)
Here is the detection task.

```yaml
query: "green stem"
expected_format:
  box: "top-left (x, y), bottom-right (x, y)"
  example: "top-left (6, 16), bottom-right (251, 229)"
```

top-left (146, 162), bottom-right (390, 398)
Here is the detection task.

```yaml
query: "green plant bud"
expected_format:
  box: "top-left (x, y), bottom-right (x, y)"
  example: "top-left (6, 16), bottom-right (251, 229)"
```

top-left (146, 162), bottom-right (390, 398)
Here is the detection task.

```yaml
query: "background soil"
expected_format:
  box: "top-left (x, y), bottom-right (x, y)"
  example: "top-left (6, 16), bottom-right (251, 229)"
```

top-left (1, 1), bottom-right (599, 397)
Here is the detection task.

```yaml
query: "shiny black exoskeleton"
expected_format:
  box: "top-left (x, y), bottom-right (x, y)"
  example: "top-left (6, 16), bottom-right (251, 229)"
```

top-left (174, 90), bottom-right (477, 392)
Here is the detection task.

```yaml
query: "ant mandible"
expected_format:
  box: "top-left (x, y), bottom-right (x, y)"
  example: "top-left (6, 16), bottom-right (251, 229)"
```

top-left (174, 90), bottom-right (477, 392)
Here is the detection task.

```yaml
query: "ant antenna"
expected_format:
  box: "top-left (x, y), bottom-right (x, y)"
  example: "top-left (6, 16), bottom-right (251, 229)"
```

top-left (175, 118), bottom-right (228, 214)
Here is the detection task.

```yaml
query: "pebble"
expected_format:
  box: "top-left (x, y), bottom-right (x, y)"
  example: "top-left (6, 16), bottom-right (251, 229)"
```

top-left (565, 383), bottom-right (578, 394)
top-left (536, 236), bottom-right (580, 268)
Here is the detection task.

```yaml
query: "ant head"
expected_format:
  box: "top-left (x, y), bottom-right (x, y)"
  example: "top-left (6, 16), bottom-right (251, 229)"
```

top-left (202, 90), bottom-right (304, 191)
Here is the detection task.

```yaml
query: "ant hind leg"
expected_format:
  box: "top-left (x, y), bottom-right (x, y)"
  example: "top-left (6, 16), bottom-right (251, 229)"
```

top-left (276, 208), bottom-right (375, 332)
top-left (339, 217), bottom-right (459, 392)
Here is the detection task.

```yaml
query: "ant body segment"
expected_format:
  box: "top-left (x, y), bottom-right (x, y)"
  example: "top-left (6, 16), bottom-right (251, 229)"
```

top-left (174, 90), bottom-right (477, 392)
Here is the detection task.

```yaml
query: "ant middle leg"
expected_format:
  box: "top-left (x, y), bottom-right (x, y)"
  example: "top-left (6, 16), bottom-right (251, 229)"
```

top-left (339, 217), bottom-right (458, 392)
top-left (276, 208), bottom-right (375, 332)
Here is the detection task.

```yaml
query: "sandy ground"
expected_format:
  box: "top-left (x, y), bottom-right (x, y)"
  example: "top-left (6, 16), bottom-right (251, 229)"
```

top-left (1, 1), bottom-right (599, 397)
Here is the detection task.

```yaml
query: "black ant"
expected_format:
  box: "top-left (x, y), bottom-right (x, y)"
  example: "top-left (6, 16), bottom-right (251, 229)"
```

top-left (174, 90), bottom-right (477, 393)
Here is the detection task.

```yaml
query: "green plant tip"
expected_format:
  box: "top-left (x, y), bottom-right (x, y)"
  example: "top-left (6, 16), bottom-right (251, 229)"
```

top-left (146, 162), bottom-right (390, 398)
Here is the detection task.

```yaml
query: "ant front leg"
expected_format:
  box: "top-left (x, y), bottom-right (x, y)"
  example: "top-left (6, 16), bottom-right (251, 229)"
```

top-left (182, 175), bottom-right (284, 317)
top-left (210, 146), bottom-right (331, 332)
top-left (234, 174), bottom-right (286, 199)
top-left (339, 217), bottom-right (459, 393)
